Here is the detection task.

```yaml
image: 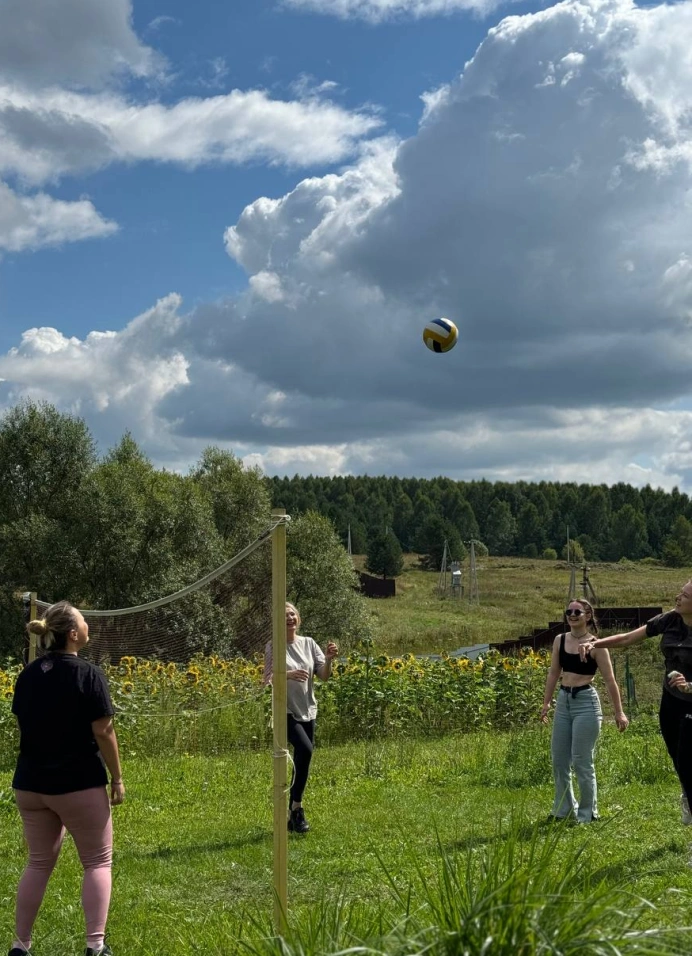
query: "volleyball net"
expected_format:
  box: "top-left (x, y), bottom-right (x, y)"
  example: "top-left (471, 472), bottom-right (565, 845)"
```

top-left (28, 510), bottom-right (290, 930)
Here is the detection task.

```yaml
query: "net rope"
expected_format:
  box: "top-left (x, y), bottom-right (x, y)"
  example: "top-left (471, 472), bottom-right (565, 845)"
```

top-left (32, 522), bottom-right (284, 752)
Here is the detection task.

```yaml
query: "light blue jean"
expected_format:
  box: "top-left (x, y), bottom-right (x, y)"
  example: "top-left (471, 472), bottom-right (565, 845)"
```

top-left (551, 684), bottom-right (602, 823)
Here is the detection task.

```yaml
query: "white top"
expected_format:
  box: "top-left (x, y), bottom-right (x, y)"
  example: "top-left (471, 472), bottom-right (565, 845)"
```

top-left (264, 635), bottom-right (326, 721)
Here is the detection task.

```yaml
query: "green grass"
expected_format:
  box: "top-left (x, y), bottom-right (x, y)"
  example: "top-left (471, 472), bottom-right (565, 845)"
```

top-left (2, 724), bottom-right (692, 955)
top-left (355, 555), bottom-right (686, 655)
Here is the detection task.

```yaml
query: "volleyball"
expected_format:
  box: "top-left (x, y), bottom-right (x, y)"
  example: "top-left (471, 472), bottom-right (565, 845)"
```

top-left (423, 317), bottom-right (458, 353)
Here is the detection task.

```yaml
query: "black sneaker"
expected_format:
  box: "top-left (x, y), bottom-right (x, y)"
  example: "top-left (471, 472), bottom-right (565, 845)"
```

top-left (288, 806), bottom-right (310, 834)
top-left (85, 946), bottom-right (113, 956)
top-left (9, 949), bottom-right (31, 956)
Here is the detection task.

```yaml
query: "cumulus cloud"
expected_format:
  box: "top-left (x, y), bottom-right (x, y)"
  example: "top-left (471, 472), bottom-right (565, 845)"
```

top-left (0, 85), bottom-right (382, 185)
top-left (0, 295), bottom-right (188, 452)
top-left (283, 0), bottom-right (503, 21)
top-left (0, 182), bottom-right (117, 252)
top-left (6, 0), bottom-right (692, 489)
top-left (0, 0), bottom-right (159, 90)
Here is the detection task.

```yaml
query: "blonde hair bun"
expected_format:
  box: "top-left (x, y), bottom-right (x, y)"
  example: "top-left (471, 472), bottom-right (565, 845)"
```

top-left (27, 618), bottom-right (50, 638)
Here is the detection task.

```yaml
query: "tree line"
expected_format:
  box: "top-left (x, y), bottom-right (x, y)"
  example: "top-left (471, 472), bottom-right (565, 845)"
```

top-left (0, 403), bottom-right (371, 657)
top-left (268, 473), bottom-right (692, 571)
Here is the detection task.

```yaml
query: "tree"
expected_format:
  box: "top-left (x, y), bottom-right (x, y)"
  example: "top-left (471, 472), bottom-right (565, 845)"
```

top-left (608, 505), bottom-right (650, 561)
top-left (366, 530), bottom-right (404, 579)
top-left (0, 402), bottom-right (97, 655)
top-left (562, 540), bottom-right (585, 564)
top-left (484, 498), bottom-right (517, 556)
top-left (662, 516), bottom-right (692, 567)
top-left (287, 512), bottom-right (374, 648)
top-left (74, 436), bottom-right (224, 610)
top-left (413, 515), bottom-right (465, 570)
top-left (190, 446), bottom-right (271, 555)
top-left (517, 502), bottom-right (546, 555)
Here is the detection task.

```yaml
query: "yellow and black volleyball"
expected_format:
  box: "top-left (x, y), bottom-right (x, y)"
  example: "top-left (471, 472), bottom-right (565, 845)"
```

top-left (423, 317), bottom-right (458, 353)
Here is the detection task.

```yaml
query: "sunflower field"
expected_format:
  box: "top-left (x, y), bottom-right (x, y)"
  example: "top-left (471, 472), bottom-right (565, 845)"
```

top-left (0, 646), bottom-right (552, 766)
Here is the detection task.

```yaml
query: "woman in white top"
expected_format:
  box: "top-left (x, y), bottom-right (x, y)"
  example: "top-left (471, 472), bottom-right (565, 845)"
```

top-left (263, 602), bottom-right (338, 833)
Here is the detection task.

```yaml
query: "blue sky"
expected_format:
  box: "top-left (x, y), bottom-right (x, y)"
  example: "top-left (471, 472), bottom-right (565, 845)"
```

top-left (1, 0), bottom-right (522, 349)
top-left (3, 0), bottom-right (692, 491)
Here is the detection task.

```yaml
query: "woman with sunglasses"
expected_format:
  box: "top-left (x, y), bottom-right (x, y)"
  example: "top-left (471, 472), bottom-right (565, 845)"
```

top-left (580, 581), bottom-right (692, 825)
top-left (540, 599), bottom-right (628, 822)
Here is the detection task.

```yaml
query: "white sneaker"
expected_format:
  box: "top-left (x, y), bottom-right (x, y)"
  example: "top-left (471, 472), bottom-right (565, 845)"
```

top-left (681, 794), bottom-right (692, 825)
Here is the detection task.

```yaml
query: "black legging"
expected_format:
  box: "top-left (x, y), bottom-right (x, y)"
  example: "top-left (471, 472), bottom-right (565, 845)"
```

top-left (287, 715), bottom-right (315, 805)
top-left (659, 690), bottom-right (692, 801)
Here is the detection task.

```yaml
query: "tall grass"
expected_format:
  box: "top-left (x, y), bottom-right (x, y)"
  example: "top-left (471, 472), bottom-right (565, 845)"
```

top-left (238, 819), bottom-right (692, 956)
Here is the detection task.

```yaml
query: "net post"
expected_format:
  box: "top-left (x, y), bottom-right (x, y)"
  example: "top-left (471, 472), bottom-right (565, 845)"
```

top-left (271, 509), bottom-right (289, 935)
top-left (28, 591), bottom-right (38, 663)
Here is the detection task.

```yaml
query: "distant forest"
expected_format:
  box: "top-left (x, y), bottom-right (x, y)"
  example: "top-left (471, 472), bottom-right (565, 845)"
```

top-left (268, 475), bottom-right (692, 566)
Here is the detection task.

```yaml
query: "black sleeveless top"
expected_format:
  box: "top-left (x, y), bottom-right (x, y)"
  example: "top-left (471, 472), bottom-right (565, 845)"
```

top-left (559, 633), bottom-right (598, 676)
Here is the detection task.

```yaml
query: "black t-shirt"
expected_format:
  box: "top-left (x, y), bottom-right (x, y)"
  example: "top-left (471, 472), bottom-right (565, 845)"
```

top-left (646, 611), bottom-right (692, 702)
top-left (12, 653), bottom-right (115, 795)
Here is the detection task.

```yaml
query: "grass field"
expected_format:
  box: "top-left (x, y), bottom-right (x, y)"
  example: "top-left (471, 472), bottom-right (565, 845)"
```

top-left (2, 557), bottom-right (692, 954)
top-left (2, 724), bottom-right (692, 955)
top-left (358, 555), bottom-right (686, 655)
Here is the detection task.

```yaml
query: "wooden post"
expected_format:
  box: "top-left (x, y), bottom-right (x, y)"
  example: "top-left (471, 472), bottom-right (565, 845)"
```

top-left (28, 591), bottom-right (38, 663)
top-left (271, 510), bottom-right (288, 936)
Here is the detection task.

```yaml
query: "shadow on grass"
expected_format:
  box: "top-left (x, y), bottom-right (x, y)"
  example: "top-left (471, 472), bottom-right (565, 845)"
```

top-left (589, 839), bottom-right (687, 884)
top-left (124, 830), bottom-right (267, 859)
top-left (447, 815), bottom-right (576, 851)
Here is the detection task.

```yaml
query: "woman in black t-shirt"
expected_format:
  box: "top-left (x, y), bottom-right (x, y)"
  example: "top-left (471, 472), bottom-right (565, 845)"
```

top-left (584, 580), bottom-right (692, 826)
top-left (540, 599), bottom-right (628, 822)
top-left (7, 602), bottom-right (124, 956)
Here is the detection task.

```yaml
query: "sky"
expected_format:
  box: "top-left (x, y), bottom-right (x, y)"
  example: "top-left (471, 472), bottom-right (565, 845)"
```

top-left (2, 0), bottom-right (692, 491)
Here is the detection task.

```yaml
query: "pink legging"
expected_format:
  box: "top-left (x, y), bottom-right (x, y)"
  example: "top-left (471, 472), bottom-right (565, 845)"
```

top-left (14, 787), bottom-right (112, 951)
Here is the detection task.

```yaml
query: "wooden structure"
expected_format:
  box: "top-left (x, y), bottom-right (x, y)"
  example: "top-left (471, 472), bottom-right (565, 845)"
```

top-left (358, 571), bottom-right (396, 598)
top-left (492, 606), bottom-right (663, 654)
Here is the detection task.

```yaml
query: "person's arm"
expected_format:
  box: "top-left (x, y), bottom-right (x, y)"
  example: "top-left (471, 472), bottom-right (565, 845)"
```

top-left (580, 625), bottom-right (649, 660)
top-left (316, 642), bottom-right (338, 681)
top-left (592, 624), bottom-right (648, 649)
top-left (92, 716), bottom-right (125, 805)
top-left (593, 649), bottom-right (629, 731)
top-left (540, 636), bottom-right (562, 722)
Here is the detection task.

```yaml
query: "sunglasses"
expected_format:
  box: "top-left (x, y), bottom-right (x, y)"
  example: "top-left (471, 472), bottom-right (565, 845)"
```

top-left (565, 608), bottom-right (584, 617)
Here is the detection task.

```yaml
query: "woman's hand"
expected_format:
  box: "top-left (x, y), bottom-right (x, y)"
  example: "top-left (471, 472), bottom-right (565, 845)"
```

top-left (325, 642), bottom-right (339, 659)
top-left (668, 671), bottom-right (691, 693)
top-left (287, 668), bottom-right (309, 682)
top-left (579, 639), bottom-right (597, 662)
top-left (539, 703), bottom-right (551, 724)
top-left (615, 712), bottom-right (629, 732)
top-left (110, 780), bottom-right (125, 806)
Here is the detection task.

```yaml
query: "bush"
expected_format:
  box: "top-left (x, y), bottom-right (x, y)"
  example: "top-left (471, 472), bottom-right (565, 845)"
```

top-left (542, 548), bottom-right (558, 561)
top-left (562, 540), bottom-right (585, 564)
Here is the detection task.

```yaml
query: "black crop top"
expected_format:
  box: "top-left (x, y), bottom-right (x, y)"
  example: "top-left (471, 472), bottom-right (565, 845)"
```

top-left (559, 633), bottom-right (598, 675)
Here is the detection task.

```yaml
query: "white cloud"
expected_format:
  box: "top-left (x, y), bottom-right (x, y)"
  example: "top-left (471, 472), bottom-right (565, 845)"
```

top-left (7, 0), bottom-right (692, 490)
top-left (0, 85), bottom-right (382, 185)
top-left (0, 295), bottom-right (188, 449)
top-left (148, 15), bottom-right (181, 33)
top-left (0, 181), bottom-right (117, 252)
top-left (283, 0), bottom-right (503, 21)
top-left (0, 0), bottom-right (160, 90)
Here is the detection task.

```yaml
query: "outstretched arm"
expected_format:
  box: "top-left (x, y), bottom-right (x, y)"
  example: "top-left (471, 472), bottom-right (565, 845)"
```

top-left (580, 625), bottom-right (648, 660)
